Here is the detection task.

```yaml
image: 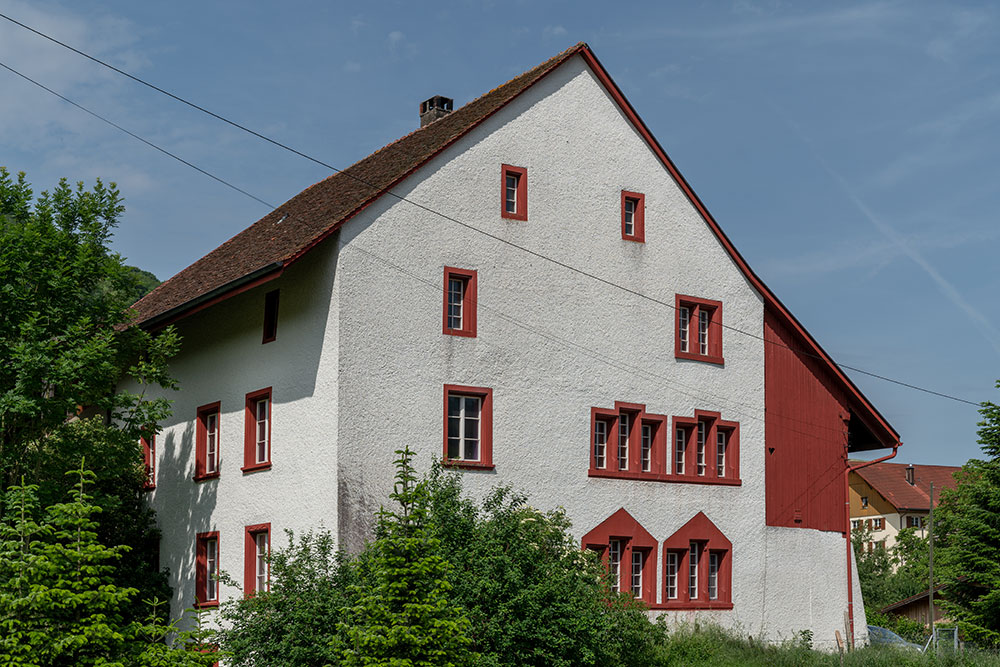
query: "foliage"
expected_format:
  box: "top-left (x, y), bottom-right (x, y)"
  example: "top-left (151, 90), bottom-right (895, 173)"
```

top-left (0, 464), bottom-right (216, 666)
top-left (423, 465), bottom-right (663, 667)
top-left (936, 380), bottom-right (1000, 648)
top-left (124, 265), bottom-right (161, 304)
top-left (338, 447), bottom-right (474, 666)
top-left (866, 611), bottom-right (930, 644)
top-left (217, 530), bottom-right (357, 667)
top-left (0, 167), bottom-right (180, 622)
top-left (853, 522), bottom-right (931, 616)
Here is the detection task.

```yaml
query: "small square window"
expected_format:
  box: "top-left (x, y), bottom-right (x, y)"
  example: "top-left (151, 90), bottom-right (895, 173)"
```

top-left (195, 531), bottom-right (220, 608)
top-left (500, 164), bottom-right (527, 221)
top-left (861, 496), bottom-right (869, 509)
top-left (675, 295), bottom-right (723, 364)
top-left (873, 517), bottom-right (884, 530)
top-left (621, 191), bottom-right (645, 242)
top-left (442, 267), bottom-right (477, 337)
top-left (195, 402), bottom-right (222, 481)
top-left (243, 388), bottom-right (272, 473)
top-left (262, 289), bottom-right (279, 344)
top-left (443, 384), bottom-right (494, 469)
top-left (244, 523), bottom-right (271, 597)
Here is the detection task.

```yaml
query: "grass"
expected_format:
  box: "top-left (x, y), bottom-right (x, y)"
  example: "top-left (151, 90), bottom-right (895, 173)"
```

top-left (651, 623), bottom-right (1000, 667)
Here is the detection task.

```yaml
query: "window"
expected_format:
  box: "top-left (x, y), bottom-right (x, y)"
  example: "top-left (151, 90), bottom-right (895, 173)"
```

top-left (589, 402), bottom-right (666, 481)
top-left (873, 517), bottom-right (884, 531)
top-left (661, 511), bottom-right (732, 609)
top-left (244, 523), bottom-right (270, 597)
top-left (195, 532), bottom-right (220, 608)
top-left (675, 295), bottom-right (723, 364)
top-left (195, 402), bottom-right (221, 481)
top-left (581, 508), bottom-right (657, 604)
top-left (442, 267), bottom-right (477, 337)
top-left (443, 384), bottom-right (494, 469)
top-left (665, 551), bottom-right (679, 599)
top-left (861, 496), bottom-right (869, 509)
top-left (262, 289), bottom-right (279, 343)
top-left (621, 191), bottom-right (645, 242)
top-left (851, 519), bottom-right (862, 530)
top-left (243, 388), bottom-right (272, 473)
top-left (670, 411), bottom-right (740, 485)
top-left (141, 431), bottom-right (156, 490)
top-left (500, 164), bottom-right (527, 221)
top-left (907, 515), bottom-right (923, 529)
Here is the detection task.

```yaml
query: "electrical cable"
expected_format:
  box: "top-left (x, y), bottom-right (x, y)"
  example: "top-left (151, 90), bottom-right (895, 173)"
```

top-left (0, 37), bottom-right (980, 409)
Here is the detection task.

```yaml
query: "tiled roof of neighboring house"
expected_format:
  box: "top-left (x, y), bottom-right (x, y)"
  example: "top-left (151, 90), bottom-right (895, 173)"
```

top-left (851, 462), bottom-right (961, 512)
top-left (131, 43), bottom-right (901, 449)
top-left (130, 42), bottom-right (588, 327)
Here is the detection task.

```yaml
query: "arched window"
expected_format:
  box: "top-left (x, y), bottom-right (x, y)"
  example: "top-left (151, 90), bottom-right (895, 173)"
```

top-left (582, 508), bottom-right (658, 604)
top-left (661, 512), bottom-right (732, 609)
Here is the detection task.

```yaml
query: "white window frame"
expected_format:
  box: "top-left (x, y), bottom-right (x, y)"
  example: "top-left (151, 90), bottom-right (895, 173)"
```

top-left (447, 394), bottom-right (482, 462)
top-left (699, 309), bottom-right (710, 355)
top-left (206, 412), bottom-right (219, 474)
top-left (594, 419), bottom-right (608, 469)
top-left (708, 552), bottom-right (719, 600)
top-left (716, 430), bottom-right (727, 477)
top-left (447, 276), bottom-right (465, 330)
top-left (206, 537), bottom-right (218, 602)
top-left (674, 427), bottom-right (686, 474)
top-left (623, 197), bottom-right (636, 236)
top-left (688, 542), bottom-right (699, 600)
top-left (678, 306), bottom-right (690, 353)
top-left (255, 398), bottom-right (269, 464)
top-left (630, 549), bottom-right (643, 597)
top-left (609, 539), bottom-right (622, 593)
top-left (617, 415), bottom-right (629, 471)
top-left (255, 531), bottom-right (269, 593)
top-left (504, 173), bottom-right (519, 214)
top-left (640, 423), bottom-right (653, 473)
top-left (665, 551), bottom-right (678, 599)
top-left (696, 421), bottom-right (706, 476)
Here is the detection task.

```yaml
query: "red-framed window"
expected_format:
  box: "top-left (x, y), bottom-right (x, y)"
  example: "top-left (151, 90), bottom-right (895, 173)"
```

top-left (660, 512), bottom-right (732, 610)
top-left (194, 402), bottom-right (221, 481)
top-left (500, 164), bottom-right (527, 221)
top-left (675, 294), bottom-right (723, 364)
top-left (671, 410), bottom-right (740, 485)
top-left (589, 402), bottom-right (667, 482)
top-left (243, 388), bottom-right (272, 474)
top-left (443, 384), bottom-right (494, 470)
top-left (582, 508), bottom-right (658, 604)
top-left (195, 531), bottom-right (220, 608)
top-left (244, 523), bottom-right (271, 597)
top-left (262, 289), bottom-right (280, 344)
top-left (141, 431), bottom-right (156, 490)
top-left (443, 267), bottom-right (477, 337)
top-left (621, 191), bottom-right (645, 242)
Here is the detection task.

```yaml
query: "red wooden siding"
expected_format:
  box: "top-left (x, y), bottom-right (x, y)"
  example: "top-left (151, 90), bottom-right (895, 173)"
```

top-left (764, 307), bottom-right (849, 532)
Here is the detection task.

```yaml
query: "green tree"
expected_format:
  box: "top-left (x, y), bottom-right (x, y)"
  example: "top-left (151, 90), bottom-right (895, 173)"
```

top-left (0, 464), bottom-right (218, 666)
top-left (936, 381), bottom-right (1000, 647)
top-left (0, 167), bottom-right (180, 622)
top-left (338, 447), bottom-right (474, 666)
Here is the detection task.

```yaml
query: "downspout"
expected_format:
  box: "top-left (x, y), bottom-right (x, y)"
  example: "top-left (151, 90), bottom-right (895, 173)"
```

top-left (844, 443), bottom-right (899, 648)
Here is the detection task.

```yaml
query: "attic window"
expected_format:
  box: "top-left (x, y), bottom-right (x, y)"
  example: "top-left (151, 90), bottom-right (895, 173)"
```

top-left (262, 290), bottom-right (279, 344)
top-left (621, 191), bottom-right (645, 242)
top-left (501, 164), bottom-right (527, 221)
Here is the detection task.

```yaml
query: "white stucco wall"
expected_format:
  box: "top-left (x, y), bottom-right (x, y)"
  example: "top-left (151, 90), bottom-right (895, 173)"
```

top-left (134, 52), bottom-right (858, 645)
top-left (129, 242), bottom-right (343, 622)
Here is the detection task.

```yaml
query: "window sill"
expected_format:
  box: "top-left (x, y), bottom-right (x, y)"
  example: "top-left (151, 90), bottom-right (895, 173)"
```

top-left (193, 472), bottom-right (220, 483)
top-left (675, 351), bottom-right (725, 365)
top-left (648, 601), bottom-right (733, 611)
top-left (443, 329), bottom-right (477, 338)
top-left (622, 234), bottom-right (644, 244)
top-left (241, 462), bottom-right (272, 474)
top-left (589, 469), bottom-right (741, 486)
top-left (193, 600), bottom-right (219, 610)
top-left (442, 460), bottom-right (495, 471)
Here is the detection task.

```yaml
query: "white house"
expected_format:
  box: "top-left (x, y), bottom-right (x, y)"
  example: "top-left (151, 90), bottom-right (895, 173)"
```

top-left (130, 43), bottom-right (901, 649)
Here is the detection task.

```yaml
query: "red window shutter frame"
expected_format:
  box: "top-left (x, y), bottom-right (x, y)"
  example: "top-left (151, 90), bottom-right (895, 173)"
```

top-left (242, 388), bottom-right (272, 473)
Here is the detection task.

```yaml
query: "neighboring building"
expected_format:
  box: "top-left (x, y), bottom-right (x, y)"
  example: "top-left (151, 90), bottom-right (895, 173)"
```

top-left (880, 585), bottom-right (948, 627)
top-left (128, 43), bottom-right (901, 649)
top-left (849, 462), bottom-right (959, 552)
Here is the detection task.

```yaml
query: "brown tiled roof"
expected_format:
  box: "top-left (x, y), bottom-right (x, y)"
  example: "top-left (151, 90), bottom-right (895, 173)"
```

top-left (131, 43), bottom-right (588, 326)
top-left (851, 461), bottom-right (961, 511)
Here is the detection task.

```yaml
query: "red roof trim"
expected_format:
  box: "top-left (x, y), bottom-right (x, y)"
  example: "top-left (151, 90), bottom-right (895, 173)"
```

top-left (576, 47), bottom-right (899, 448)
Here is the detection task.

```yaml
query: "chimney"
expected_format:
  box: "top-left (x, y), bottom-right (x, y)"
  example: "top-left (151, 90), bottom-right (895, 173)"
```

top-left (905, 464), bottom-right (915, 486)
top-left (420, 95), bottom-right (453, 127)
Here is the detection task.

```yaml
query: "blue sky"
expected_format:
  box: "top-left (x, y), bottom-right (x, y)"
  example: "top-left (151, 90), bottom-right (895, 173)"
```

top-left (1, 1), bottom-right (997, 467)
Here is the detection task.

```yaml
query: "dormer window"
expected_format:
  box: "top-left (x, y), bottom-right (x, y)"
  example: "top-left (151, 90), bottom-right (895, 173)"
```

top-left (500, 165), bottom-right (527, 221)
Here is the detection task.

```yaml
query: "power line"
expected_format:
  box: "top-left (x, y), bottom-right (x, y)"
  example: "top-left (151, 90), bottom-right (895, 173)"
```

top-left (0, 61), bottom-right (275, 210)
top-left (0, 21), bottom-right (982, 409)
